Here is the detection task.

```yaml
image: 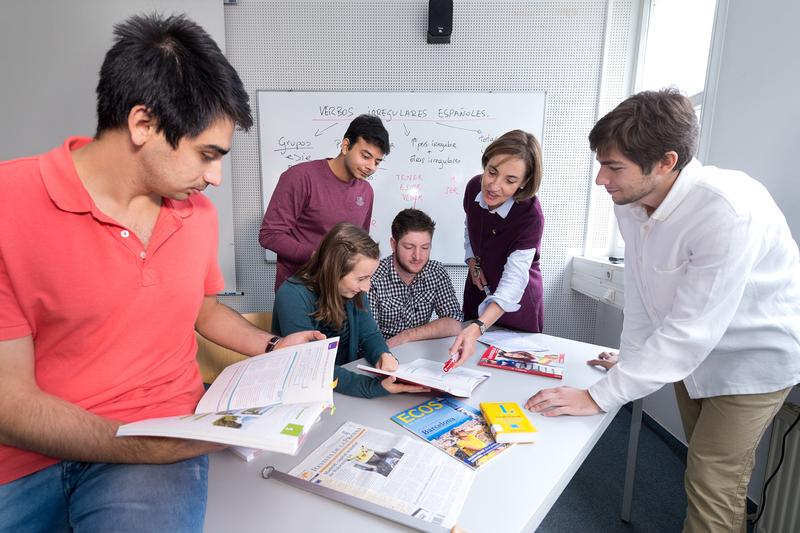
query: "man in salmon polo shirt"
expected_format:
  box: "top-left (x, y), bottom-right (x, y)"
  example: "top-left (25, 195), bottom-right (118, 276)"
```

top-left (0, 13), bottom-right (321, 532)
top-left (259, 114), bottom-right (390, 291)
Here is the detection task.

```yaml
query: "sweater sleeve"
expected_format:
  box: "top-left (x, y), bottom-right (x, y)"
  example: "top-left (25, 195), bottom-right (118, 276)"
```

top-left (259, 168), bottom-right (316, 263)
top-left (357, 294), bottom-right (390, 364)
top-left (274, 282), bottom-right (389, 399)
top-left (332, 366), bottom-right (390, 399)
top-left (331, 294), bottom-right (391, 399)
top-left (271, 280), bottom-right (317, 334)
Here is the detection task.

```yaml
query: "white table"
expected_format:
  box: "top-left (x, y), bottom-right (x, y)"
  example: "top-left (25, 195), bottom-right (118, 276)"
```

top-left (204, 334), bottom-right (619, 533)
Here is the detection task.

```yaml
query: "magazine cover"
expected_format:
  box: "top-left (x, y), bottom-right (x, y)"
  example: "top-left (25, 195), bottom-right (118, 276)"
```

top-left (478, 345), bottom-right (565, 379)
top-left (391, 397), bottom-right (512, 469)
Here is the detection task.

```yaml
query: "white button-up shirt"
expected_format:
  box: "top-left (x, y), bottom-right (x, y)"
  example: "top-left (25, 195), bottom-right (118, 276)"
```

top-left (589, 159), bottom-right (800, 411)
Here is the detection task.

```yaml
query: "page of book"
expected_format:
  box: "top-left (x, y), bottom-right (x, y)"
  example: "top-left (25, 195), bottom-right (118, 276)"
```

top-left (198, 337), bottom-right (338, 413)
top-left (478, 329), bottom-right (549, 352)
top-left (116, 402), bottom-right (326, 454)
top-left (356, 359), bottom-right (489, 397)
top-left (289, 421), bottom-right (474, 529)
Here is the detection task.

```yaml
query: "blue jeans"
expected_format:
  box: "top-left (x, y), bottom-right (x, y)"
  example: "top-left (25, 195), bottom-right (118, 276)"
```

top-left (0, 455), bottom-right (208, 533)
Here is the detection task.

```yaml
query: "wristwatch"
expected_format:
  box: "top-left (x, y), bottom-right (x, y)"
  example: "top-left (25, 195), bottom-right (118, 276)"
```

top-left (265, 335), bottom-right (281, 353)
top-left (470, 319), bottom-right (486, 336)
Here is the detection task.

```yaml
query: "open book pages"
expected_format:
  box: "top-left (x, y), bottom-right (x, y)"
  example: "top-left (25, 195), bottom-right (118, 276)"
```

top-left (478, 328), bottom-right (549, 352)
top-left (356, 358), bottom-right (490, 397)
top-left (116, 338), bottom-right (339, 457)
top-left (289, 421), bottom-right (474, 529)
top-left (392, 397), bottom-right (513, 470)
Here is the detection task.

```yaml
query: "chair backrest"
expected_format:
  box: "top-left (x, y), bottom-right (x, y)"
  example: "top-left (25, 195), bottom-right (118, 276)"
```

top-left (196, 312), bottom-right (272, 384)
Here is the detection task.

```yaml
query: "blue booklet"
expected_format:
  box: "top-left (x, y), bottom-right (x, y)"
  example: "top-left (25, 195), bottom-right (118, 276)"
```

top-left (391, 397), bottom-right (513, 469)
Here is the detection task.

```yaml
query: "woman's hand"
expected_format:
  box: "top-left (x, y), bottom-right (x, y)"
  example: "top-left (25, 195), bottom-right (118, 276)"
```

top-left (376, 352), bottom-right (399, 371)
top-left (447, 322), bottom-right (482, 369)
top-left (587, 351), bottom-right (618, 370)
top-left (467, 258), bottom-right (488, 292)
top-left (380, 376), bottom-right (430, 394)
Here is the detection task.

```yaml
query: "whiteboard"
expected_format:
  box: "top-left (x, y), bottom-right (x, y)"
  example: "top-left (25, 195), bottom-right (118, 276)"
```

top-left (258, 91), bottom-right (546, 264)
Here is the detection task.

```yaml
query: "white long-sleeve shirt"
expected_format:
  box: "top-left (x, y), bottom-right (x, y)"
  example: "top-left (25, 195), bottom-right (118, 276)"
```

top-left (589, 159), bottom-right (800, 412)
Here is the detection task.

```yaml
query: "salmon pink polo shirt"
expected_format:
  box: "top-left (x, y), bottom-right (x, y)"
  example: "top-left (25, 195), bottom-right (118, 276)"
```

top-left (0, 137), bottom-right (224, 483)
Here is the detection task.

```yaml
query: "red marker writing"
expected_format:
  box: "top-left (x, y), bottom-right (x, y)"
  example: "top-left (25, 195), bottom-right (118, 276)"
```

top-left (443, 354), bottom-right (459, 372)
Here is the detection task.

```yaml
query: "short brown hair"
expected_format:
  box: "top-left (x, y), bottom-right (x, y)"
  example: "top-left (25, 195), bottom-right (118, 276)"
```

top-left (589, 88), bottom-right (698, 174)
top-left (390, 209), bottom-right (435, 241)
top-left (481, 129), bottom-right (543, 201)
top-left (295, 222), bottom-right (380, 329)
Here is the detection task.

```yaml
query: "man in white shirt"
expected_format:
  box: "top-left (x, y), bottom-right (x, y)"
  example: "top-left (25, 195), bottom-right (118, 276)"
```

top-left (526, 89), bottom-right (800, 532)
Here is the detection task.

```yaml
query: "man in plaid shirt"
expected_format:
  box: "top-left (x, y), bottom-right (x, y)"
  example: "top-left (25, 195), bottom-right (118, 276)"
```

top-left (369, 209), bottom-right (463, 348)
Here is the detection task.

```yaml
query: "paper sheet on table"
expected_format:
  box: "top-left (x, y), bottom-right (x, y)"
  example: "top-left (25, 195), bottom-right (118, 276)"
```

top-left (289, 421), bottom-right (474, 529)
top-left (357, 359), bottom-right (489, 397)
top-left (478, 329), bottom-right (549, 352)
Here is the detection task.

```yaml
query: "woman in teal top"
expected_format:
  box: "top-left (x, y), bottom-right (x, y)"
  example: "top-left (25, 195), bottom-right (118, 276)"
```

top-left (273, 223), bottom-right (428, 398)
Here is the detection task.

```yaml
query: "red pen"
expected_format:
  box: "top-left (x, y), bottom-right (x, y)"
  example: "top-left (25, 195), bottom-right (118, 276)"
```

top-left (443, 354), bottom-right (458, 372)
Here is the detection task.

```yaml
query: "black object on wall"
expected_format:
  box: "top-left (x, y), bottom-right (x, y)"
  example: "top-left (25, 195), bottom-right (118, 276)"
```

top-left (427, 0), bottom-right (453, 44)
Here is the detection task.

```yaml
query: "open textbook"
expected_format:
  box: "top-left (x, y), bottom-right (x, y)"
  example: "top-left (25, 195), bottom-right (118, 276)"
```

top-left (117, 338), bottom-right (338, 459)
top-left (356, 358), bottom-right (490, 397)
top-left (287, 421), bottom-right (474, 530)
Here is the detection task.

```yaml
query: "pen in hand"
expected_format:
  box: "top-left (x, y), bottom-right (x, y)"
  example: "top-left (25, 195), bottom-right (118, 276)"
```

top-left (482, 285), bottom-right (491, 296)
top-left (443, 353), bottom-right (459, 372)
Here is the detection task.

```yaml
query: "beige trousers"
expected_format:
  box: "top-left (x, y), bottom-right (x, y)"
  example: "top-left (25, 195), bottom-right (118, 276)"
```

top-left (674, 381), bottom-right (791, 533)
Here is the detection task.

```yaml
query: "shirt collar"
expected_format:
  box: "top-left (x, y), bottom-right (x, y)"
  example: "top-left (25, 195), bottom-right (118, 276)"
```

top-left (40, 136), bottom-right (194, 219)
top-left (649, 158), bottom-right (703, 221)
top-left (473, 190), bottom-right (514, 218)
top-left (40, 137), bottom-right (94, 214)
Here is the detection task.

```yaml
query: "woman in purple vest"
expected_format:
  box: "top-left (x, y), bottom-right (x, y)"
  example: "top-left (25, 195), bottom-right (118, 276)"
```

top-left (448, 130), bottom-right (544, 367)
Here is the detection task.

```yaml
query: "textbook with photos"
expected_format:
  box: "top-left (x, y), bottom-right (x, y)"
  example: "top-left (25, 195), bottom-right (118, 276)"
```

top-left (478, 345), bottom-right (565, 380)
top-left (117, 338), bottom-right (338, 459)
top-left (391, 397), bottom-right (512, 469)
top-left (357, 358), bottom-right (490, 397)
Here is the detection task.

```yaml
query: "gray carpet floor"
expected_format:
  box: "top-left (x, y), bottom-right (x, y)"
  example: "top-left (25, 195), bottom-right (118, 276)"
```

top-left (536, 406), bottom-right (756, 532)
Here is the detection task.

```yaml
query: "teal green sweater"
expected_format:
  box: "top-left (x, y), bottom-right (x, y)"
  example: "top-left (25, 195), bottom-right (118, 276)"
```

top-left (272, 278), bottom-right (390, 398)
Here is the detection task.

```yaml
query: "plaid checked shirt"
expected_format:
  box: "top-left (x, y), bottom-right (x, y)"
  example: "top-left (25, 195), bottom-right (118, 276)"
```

top-left (369, 255), bottom-right (463, 339)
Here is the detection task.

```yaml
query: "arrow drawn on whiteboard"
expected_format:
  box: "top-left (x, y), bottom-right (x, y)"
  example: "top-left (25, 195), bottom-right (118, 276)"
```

top-left (314, 123), bottom-right (338, 137)
top-left (435, 122), bottom-right (481, 134)
top-left (403, 123), bottom-right (410, 136)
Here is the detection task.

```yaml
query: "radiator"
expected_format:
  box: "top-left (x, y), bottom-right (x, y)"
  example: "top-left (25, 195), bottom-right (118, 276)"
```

top-left (756, 402), bottom-right (800, 533)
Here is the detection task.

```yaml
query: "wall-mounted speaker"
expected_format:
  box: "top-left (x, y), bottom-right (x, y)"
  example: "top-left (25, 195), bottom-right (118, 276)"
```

top-left (427, 0), bottom-right (453, 44)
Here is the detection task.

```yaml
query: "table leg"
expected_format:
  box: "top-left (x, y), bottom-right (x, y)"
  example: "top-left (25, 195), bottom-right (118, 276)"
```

top-left (621, 398), bottom-right (643, 523)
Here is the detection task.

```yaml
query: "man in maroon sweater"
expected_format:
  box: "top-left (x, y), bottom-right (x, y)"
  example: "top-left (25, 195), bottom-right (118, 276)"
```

top-left (259, 115), bottom-right (390, 291)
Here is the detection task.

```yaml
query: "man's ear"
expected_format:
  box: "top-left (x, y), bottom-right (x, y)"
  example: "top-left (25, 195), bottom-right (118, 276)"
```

top-left (127, 105), bottom-right (157, 147)
top-left (389, 237), bottom-right (397, 254)
top-left (656, 151), bottom-right (679, 176)
top-left (340, 137), bottom-right (351, 155)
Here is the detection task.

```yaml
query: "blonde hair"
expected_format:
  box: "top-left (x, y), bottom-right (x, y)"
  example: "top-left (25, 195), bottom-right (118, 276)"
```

top-left (295, 223), bottom-right (380, 329)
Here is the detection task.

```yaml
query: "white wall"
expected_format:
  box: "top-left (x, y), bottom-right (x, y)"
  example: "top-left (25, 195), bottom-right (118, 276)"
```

top-left (0, 0), bottom-right (238, 291)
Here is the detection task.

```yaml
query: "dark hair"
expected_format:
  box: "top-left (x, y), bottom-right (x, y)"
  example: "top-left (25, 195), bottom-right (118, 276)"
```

top-left (390, 209), bottom-right (435, 241)
top-left (95, 12), bottom-right (252, 147)
top-left (588, 88), bottom-right (698, 174)
top-left (296, 223), bottom-right (380, 329)
top-left (343, 114), bottom-right (390, 155)
top-left (481, 130), bottom-right (543, 201)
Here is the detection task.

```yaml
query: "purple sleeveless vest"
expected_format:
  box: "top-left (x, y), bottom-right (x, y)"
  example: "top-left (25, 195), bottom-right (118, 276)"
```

top-left (462, 175), bottom-right (544, 333)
